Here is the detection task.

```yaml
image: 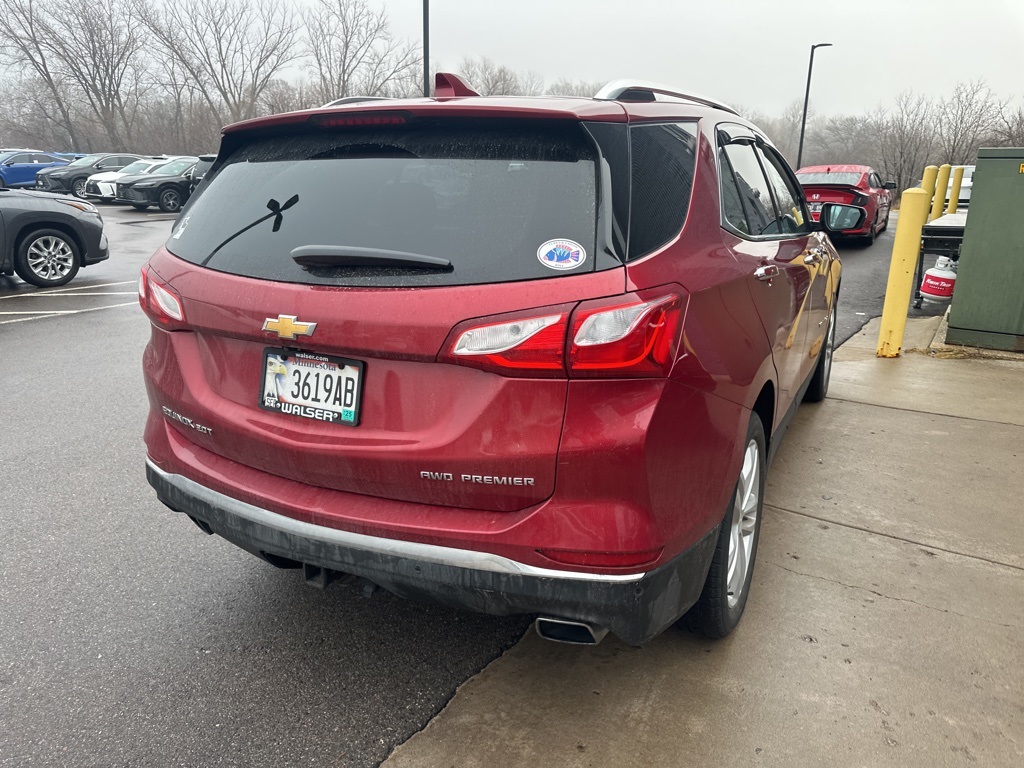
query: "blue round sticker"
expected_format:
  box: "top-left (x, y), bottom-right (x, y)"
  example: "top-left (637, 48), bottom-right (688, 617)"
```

top-left (537, 239), bottom-right (587, 271)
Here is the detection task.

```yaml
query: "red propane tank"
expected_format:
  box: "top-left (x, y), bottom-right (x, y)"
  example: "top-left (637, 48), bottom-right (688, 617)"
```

top-left (920, 256), bottom-right (957, 302)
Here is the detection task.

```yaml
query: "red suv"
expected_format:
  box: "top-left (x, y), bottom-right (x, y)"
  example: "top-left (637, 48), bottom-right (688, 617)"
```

top-left (141, 75), bottom-right (861, 646)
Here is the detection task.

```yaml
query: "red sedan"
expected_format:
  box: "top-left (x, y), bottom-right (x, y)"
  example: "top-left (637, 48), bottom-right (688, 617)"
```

top-left (797, 164), bottom-right (894, 244)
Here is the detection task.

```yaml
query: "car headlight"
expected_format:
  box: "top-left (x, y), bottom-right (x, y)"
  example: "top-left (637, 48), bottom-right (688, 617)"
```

top-left (59, 199), bottom-right (99, 214)
top-left (134, 182), bottom-right (157, 188)
top-left (50, 171), bottom-right (68, 178)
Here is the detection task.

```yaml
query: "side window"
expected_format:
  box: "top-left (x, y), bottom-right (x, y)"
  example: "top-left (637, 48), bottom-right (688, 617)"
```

top-left (10, 153), bottom-right (33, 164)
top-left (718, 147), bottom-right (751, 235)
top-left (721, 142), bottom-right (778, 236)
top-left (868, 172), bottom-right (881, 188)
top-left (34, 154), bottom-right (58, 164)
top-left (757, 146), bottom-right (810, 235)
top-left (627, 122), bottom-right (698, 260)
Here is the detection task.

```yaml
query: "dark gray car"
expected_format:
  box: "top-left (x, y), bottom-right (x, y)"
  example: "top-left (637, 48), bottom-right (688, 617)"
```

top-left (0, 188), bottom-right (109, 287)
top-left (36, 153), bottom-right (143, 199)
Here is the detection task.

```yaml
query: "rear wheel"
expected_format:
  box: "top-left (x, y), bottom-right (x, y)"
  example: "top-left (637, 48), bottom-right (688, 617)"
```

top-left (861, 213), bottom-right (877, 246)
top-left (681, 412), bottom-right (766, 638)
top-left (13, 229), bottom-right (81, 287)
top-left (71, 178), bottom-right (87, 198)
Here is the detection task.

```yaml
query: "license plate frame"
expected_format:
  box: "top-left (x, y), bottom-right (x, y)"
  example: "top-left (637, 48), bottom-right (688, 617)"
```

top-left (259, 347), bottom-right (365, 427)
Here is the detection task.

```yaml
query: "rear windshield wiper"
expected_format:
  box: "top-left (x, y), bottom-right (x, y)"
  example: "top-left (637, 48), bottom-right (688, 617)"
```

top-left (290, 246), bottom-right (452, 270)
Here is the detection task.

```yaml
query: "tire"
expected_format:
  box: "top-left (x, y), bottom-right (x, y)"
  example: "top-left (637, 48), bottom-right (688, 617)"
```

top-left (131, 204), bottom-right (150, 211)
top-left (71, 178), bottom-right (87, 198)
top-left (804, 300), bottom-right (837, 403)
top-left (681, 412), bottom-right (766, 638)
top-left (861, 214), bottom-right (877, 246)
top-left (13, 228), bottom-right (81, 287)
top-left (158, 187), bottom-right (182, 213)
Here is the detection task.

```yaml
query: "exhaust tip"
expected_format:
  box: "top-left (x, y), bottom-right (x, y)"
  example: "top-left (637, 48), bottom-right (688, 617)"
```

top-left (535, 617), bottom-right (609, 645)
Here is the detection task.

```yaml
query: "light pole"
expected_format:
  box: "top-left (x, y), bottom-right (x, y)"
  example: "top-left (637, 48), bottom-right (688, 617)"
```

top-left (422, 0), bottom-right (430, 97)
top-left (796, 42), bottom-right (831, 171)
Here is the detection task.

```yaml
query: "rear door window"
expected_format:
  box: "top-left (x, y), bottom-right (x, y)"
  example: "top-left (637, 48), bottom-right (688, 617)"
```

top-left (626, 122), bottom-right (698, 260)
top-left (168, 119), bottom-right (602, 287)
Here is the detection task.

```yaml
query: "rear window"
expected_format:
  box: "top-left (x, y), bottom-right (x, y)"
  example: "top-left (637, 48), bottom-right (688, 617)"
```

top-left (168, 119), bottom-right (601, 287)
top-left (796, 172), bottom-right (864, 186)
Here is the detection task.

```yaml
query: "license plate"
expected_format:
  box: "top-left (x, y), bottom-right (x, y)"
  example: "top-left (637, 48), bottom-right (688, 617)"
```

top-left (809, 203), bottom-right (823, 213)
top-left (260, 348), bottom-right (364, 426)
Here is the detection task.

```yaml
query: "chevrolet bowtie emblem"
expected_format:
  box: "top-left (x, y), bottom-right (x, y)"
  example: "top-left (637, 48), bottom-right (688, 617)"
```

top-left (262, 314), bottom-right (317, 340)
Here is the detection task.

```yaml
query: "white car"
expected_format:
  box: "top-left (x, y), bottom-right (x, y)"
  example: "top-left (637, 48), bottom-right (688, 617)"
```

top-left (84, 158), bottom-right (166, 202)
top-left (945, 165), bottom-right (974, 209)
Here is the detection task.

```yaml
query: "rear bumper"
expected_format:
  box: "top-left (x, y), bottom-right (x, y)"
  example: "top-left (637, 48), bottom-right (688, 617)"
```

top-left (146, 460), bottom-right (718, 645)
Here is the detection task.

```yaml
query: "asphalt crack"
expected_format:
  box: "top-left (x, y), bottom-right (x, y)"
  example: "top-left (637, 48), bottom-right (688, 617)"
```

top-left (769, 562), bottom-right (1022, 630)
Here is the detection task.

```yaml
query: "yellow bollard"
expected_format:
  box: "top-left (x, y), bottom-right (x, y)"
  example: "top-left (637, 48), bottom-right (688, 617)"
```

top-left (921, 165), bottom-right (939, 202)
top-left (877, 188), bottom-right (932, 358)
top-left (946, 166), bottom-right (965, 214)
top-left (930, 164), bottom-right (951, 221)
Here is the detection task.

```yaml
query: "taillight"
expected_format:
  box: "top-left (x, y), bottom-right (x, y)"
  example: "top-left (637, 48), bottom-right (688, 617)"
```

top-left (568, 293), bottom-right (683, 377)
top-left (440, 306), bottom-right (571, 377)
top-left (139, 264), bottom-right (186, 328)
top-left (440, 291), bottom-right (684, 378)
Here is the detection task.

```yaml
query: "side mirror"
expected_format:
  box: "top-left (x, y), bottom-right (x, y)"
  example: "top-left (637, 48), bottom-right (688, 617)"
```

top-left (819, 203), bottom-right (866, 233)
top-left (883, 181), bottom-right (897, 190)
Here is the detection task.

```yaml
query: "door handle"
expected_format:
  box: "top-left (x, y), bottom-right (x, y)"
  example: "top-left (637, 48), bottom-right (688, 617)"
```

top-left (754, 264), bottom-right (779, 282)
top-left (803, 248), bottom-right (824, 265)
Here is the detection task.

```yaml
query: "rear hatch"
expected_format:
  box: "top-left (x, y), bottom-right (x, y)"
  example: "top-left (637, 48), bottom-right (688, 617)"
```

top-left (148, 116), bottom-right (625, 512)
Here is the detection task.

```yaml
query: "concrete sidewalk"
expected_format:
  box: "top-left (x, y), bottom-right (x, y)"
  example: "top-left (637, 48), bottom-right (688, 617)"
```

top-left (384, 318), bottom-right (1024, 767)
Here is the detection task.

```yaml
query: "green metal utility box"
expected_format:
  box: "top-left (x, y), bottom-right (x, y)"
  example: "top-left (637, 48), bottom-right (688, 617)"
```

top-left (946, 147), bottom-right (1024, 351)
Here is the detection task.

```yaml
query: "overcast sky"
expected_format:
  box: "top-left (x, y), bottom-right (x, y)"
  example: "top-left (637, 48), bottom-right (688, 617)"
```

top-left (382, 0), bottom-right (1024, 115)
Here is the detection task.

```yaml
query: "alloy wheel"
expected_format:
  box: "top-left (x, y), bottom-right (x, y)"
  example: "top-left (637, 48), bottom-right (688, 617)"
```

top-left (726, 438), bottom-right (760, 608)
top-left (26, 235), bottom-right (75, 281)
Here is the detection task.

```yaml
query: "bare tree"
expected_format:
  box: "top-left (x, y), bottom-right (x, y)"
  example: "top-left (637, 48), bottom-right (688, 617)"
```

top-left (804, 113), bottom-right (885, 170)
top-left (877, 92), bottom-right (937, 191)
top-left (26, 0), bottom-right (149, 149)
top-left (304, 0), bottom-right (419, 103)
top-left (133, 0), bottom-right (301, 125)
top-left (457, 57), bottom-right (543, 96)
top-left (994, 103), bottom-right (1024, 146)
top-left (546, 78), bottom-right (604, 97)
top-left (0, 0), bottom-right (81, 148)
top-left (744, 100), bottom-right (805, 165)
top-left (934, 80), bottom-right (1002, 164)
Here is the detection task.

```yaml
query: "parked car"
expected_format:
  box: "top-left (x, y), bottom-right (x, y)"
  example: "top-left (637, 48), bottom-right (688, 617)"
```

top-left (0, 187), bottom-right (108, 287)
top-left (36, 152), bottom-right (143, 199)
top-left (85, 158), bottom-right (167, 202)
top-left (140, 75), bottom-right (863, 646)
top-left (117, 156), bottom-right (198, 212)
top-left (0, 151), bottom-right (68, 189)
top-left (188, 155), bottom-right (216, 192)
top-left (796, 164), bottom-right (894, 244)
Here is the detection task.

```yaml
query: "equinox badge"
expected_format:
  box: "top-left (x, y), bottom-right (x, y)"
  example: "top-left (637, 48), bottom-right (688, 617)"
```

top-left (263, 314), bottom-right (317, 340)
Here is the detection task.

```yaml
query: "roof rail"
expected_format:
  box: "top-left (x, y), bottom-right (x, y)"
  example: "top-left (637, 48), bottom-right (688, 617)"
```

top-left (320, 96), bottom-right (393, 108)
top-left (594, 79), bottom-right (739, 116)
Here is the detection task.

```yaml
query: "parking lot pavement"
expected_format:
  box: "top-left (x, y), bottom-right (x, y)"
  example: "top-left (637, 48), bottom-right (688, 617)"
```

top-left (384, 323), bottom-right (1024, 768)
top-left (0, 279), bottom-right (139, 325)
